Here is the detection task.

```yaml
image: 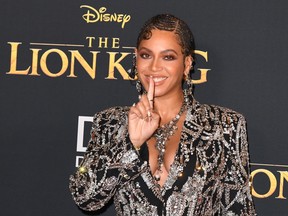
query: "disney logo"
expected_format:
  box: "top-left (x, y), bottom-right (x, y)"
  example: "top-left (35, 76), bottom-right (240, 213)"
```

top-left (80, 5), bottom-right (131, 29)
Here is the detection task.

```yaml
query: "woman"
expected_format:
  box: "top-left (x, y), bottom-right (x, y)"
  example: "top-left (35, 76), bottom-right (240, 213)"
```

top-left (69, 14), bottom-right (256, 215)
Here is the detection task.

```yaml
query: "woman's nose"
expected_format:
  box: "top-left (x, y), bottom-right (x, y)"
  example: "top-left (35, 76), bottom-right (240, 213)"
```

top-left (150, 58), bottom-right (163, 72)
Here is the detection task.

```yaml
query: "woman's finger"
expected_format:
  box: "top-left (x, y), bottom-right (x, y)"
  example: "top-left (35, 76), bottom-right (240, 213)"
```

top-left (129, 106), bottom-right (142, 119)
top-left (147, 76), bottom-right (154, 109)
top-left (136, 100), bottom-right (149, 119)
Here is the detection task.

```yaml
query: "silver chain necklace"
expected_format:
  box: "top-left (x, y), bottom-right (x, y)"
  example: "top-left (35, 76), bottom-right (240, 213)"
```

top-left (153, 100), bottom-right (187, 182)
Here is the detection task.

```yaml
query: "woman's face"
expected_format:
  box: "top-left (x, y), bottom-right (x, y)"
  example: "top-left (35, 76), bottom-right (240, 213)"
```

top-left (136, 29), bottom-right (192, 98)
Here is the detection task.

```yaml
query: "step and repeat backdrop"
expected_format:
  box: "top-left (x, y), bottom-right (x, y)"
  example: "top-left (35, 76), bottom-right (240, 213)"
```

top-left (1, 0), bottom-right (287, 215)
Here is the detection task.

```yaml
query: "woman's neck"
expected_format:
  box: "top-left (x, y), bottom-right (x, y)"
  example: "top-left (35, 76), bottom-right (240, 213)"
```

top-left (153, 90), bottom-right (184, 125)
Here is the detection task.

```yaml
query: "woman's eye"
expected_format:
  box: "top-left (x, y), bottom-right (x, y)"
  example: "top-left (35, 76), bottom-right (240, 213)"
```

top-left (140, 53), bottom-right (150, 59)
top-left (164, 55), bottom-right (175, 60)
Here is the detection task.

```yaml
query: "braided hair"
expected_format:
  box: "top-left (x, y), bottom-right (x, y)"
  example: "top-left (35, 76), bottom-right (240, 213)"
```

top-left (136, 14), bottom-right (195, 59)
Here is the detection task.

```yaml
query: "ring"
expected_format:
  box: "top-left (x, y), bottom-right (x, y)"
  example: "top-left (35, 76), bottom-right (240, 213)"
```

top-left (144, 115), bottom-right (152, 121)
top-left (147, 110), bottom-right (151, 117)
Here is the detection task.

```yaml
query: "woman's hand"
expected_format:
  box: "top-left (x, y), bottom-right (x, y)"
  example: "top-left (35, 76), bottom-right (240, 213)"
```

top-left (128, 77), bottom-right (160, 148)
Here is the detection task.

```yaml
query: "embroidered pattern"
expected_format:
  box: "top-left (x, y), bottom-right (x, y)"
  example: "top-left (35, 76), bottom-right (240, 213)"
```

top-left (69, 91), bottom-right (256, 215)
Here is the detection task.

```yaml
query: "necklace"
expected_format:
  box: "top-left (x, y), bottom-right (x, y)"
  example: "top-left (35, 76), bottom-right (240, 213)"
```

top-left (153, 100), bottom-right (187, 182)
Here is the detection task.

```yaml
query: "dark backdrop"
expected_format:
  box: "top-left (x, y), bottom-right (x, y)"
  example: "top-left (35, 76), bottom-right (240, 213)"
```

top-left (1, 0), bottom-right (287, 215)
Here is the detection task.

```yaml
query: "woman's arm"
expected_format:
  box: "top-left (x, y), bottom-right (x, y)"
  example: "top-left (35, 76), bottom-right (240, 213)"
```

top-left (69, 107), bottom-right (146, 211)
top-left (220, 114), bottom-right (256, 215)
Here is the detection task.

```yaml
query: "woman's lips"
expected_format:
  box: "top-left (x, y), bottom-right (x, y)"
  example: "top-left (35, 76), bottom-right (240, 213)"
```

top-left (146, 75), bottom-right (167, 84)
top-left (152, 77), bottom-right (167, 83)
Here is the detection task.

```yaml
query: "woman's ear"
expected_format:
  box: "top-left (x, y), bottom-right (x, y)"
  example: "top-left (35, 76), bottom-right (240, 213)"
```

top-left (184, 56), bottom-right (193, 76)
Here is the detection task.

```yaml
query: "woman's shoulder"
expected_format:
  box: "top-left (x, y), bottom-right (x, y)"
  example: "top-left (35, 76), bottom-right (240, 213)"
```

top-left (94, 106), bottom-right (130, 116)
top-left (196, 102), bottom-right (246, 125)
top-left (92, 106), bottom-right (130, 124)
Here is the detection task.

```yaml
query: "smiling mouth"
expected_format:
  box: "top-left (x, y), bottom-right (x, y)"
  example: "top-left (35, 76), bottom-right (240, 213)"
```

top-left (148, 76), bottom-right (167, 83)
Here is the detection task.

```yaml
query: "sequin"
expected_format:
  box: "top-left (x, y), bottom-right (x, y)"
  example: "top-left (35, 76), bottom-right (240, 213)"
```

top-left (69, 90), bottom-right (256, 215)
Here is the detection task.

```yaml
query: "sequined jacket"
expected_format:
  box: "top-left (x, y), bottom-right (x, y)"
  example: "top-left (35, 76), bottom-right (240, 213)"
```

top-left (69, 94), bottom-right (256, 216)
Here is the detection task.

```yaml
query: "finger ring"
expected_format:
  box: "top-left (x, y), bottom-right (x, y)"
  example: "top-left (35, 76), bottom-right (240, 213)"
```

top-left (147, 110), bottom-right (151, 117)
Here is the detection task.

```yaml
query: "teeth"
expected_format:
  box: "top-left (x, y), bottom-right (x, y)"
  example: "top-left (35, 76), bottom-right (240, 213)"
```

top-left (152, 77), bottom-right (167, 82)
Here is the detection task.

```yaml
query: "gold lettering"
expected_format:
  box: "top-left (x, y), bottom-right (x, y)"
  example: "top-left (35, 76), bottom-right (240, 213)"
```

top-left (80, 5), bottom-right (99, 23)
top-left (29, 48), bottom-right (41, 76)
top-left (86, 37), bottom-right (95, 48)
top-left (98, 37), bottom-right (108, 48)
top-left (69, 50), bottom-right (100, 79)
top-left (192, 69), bottom-right (210, 84)
top-left (106, 52), bottom-right (131, 80)
top-left (80, 5), bottom-right (131, 29)
top-left (6, 42), bottom-right (30, 75)
top-left (40, 49), bottom-right (68, 77)
top-left (122, 15), bottom-right (131, 29)
top-left (251, 169), bottom-right (277, 198)
top-left (276, 171), bottom-right (288, 199)
top-left (116, 14), bottom-right (123, 22)
top-left (195, 50), bottom-right (208, 61)
top-left (193, 50), bottom-right (210, 84)
top-left (112, 38), bottom-right (120, 48)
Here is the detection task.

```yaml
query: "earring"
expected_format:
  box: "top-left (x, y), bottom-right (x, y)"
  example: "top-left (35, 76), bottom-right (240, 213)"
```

top-left (128, 52), bottom-right (139, 79)
top-left (136, 79), bottom-right (143, 94)
top-left (185, 71), bottom-right (194, 95)
top-left (129, 53), bottom-right (142, 94)
top-left (129, 53), bottom-right (137, 79)
top-left (132, 53), bottom-right (146, 94)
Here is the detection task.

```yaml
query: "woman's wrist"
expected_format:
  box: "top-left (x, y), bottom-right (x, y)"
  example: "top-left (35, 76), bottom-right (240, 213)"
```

top-left (129, 137), bottom-right (143, 151)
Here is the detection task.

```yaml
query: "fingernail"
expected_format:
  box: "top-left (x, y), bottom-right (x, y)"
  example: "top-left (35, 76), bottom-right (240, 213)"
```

top-left (138, 95), bottom-right (142, 100)
top-left (132, 103), bottom-right (136, 107)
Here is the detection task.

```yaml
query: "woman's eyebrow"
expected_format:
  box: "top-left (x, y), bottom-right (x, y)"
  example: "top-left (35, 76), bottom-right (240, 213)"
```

top-left (138, 47), bottom-right (178, 55)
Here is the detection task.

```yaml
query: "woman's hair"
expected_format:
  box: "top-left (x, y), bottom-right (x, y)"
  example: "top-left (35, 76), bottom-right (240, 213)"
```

top-left (136, 14), bottom-right (195, 59)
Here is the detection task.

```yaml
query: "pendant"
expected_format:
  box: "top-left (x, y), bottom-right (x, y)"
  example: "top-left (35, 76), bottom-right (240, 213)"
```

top-left (154, 174), bottom-right (161, 181)
top-left (195, 160), bottom-right (202, 171)
top-left (153, 101), bottom-right (187, 183)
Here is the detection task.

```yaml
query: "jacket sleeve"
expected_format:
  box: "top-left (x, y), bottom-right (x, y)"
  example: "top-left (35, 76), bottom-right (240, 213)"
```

top-left (220, 114), bottom-right (257, 215)
top-left (69, 107), bottom-right (147, 211)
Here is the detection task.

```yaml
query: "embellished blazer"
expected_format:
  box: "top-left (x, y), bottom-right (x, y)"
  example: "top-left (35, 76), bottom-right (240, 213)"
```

top-left (69, 93), bottom-right (256, 215)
